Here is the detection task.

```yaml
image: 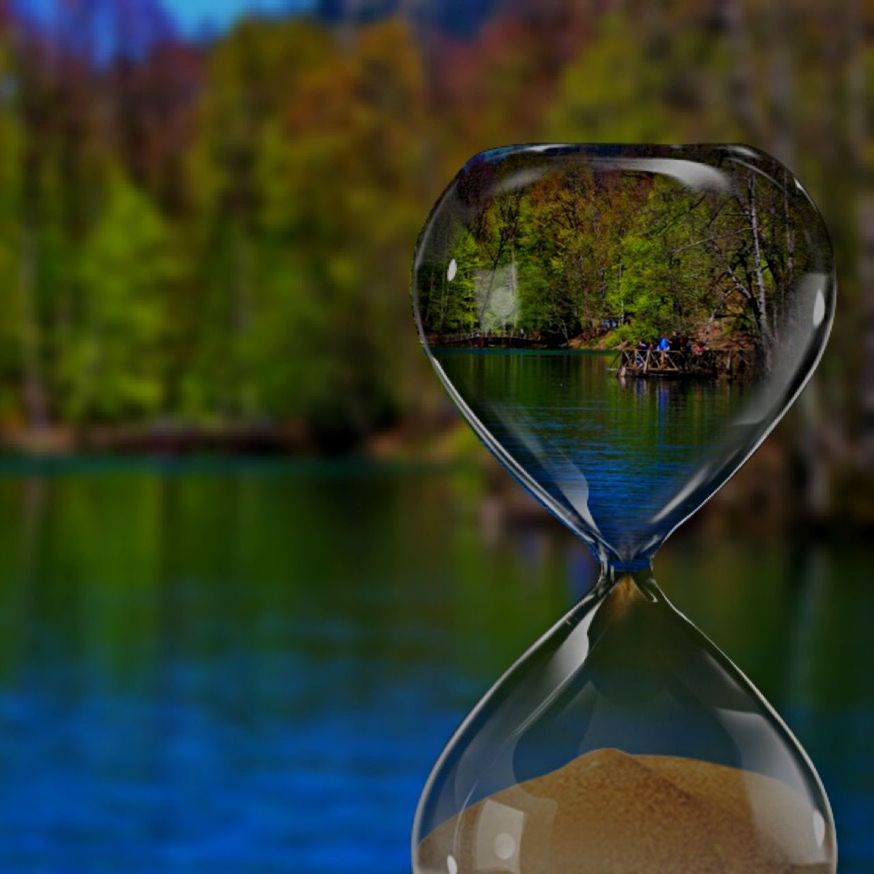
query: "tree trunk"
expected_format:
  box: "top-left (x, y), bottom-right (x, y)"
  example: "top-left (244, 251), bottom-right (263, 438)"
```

top-left (747, 175), bottom-right (773, 368)
top-left (858, 197), bottom-right (874, 464)
top-left (19, 227), bottom-right (48, 430)
top-left (847, 0), bottom-right (874, 467)
top-left (723, 0), bottom-right (764, 141)
top-left (233, 228), bottom-right (255, 418)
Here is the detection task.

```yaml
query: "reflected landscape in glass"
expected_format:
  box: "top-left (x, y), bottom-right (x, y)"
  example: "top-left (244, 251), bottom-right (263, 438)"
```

top-left (414, 144), bottom-right (833, 567)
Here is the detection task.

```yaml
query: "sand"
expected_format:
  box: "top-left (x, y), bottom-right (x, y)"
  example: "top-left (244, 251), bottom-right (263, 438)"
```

top-left (416, 748), bottom-right (834, 874)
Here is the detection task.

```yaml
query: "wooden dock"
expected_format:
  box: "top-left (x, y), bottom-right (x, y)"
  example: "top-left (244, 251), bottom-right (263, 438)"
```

top-left (426, 334), bottom-right (754, 379)
top-left (612, 347), bottom-right (742, 378)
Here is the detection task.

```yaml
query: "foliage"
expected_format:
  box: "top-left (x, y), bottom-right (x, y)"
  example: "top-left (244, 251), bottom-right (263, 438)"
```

top-left (0, 0), bottom-right (864, 458)
top-left (64, 173), bottom-right (180, 422)
top-left (418, 159), bottom-right (811, 364)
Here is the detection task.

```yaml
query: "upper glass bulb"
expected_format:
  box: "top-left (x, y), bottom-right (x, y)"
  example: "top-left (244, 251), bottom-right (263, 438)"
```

top-left (412, 144), bottom-right (834, 569)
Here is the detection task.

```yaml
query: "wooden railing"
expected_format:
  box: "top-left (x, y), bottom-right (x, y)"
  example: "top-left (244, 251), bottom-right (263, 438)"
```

top-left (613, 347), bottom-right (751, 378)
top-left (428, 332), bottom-right (542, 347)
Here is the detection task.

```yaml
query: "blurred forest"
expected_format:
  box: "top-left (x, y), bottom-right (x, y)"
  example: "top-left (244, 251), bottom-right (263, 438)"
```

top-left (0, 0), bottom-right (872, 523)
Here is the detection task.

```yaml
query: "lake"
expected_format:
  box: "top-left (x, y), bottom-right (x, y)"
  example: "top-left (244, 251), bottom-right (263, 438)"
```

top-left (433, 348), bottom-right (750, 563)
top-left (0, 460), bottom-right (869, 872)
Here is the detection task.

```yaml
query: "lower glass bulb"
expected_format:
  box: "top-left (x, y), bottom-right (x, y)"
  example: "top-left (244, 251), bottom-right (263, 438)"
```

top-left (413, 570), bottom-right (836, 874)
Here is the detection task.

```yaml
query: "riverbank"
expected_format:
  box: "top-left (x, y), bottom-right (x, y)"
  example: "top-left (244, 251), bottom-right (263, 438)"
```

top-left (0, 423), bottom-right (314, 457)
top-left (2, 408), bottom-right (871, 539)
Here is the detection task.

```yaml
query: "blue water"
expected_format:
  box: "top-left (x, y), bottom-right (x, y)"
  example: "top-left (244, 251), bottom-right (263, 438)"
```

top-left (0, 462), bottom-right (869, 871)
top-left (434, 349), bottom-right (748, 562)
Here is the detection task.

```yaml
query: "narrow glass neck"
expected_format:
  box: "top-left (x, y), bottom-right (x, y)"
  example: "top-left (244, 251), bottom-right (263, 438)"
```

top-left (593, 543), bottom-right (655, 575)
top-left (596, 556), bottom-right (655, 592)
top-left (608, 556), bottom-right (653, 575)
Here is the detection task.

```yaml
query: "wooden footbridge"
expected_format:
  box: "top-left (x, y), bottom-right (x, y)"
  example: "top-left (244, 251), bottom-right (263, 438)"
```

top-left (429, 332), bottom-right (545, 348)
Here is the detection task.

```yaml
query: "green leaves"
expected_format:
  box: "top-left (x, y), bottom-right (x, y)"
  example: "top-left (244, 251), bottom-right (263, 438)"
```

top-left (64, 173), bottom-right (181, 423)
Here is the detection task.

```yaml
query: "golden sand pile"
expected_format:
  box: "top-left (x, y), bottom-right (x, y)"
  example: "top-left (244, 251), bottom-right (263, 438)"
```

top-left (416, 748), bottom-right (833, 874)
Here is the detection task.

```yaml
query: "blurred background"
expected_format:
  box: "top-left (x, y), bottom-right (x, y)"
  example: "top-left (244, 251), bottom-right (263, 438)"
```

top-left (0, 0), bottom-right (871, 871)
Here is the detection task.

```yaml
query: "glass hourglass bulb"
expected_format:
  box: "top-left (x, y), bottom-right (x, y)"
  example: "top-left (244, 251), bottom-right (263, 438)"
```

top-left (412, 566), bottom-right (835, 873)
top-left (410, 145), bottom-right (837, 872)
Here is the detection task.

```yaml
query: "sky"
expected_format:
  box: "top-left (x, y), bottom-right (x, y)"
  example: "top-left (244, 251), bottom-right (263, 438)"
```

top-left (14, 0), bottom-right (316, 42)
top-left (163, 0), bottom-right (311, 37)
top-left (12, 0), bottom-right (492, 48)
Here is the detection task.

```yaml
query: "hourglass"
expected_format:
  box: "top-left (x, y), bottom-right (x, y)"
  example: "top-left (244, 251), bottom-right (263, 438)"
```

top-left (410, 145), bottom-right (836, 873)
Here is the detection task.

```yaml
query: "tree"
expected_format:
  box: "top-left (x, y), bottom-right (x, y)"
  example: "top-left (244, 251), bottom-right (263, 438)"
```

top-left (62, 172), bottom-right (179, 422)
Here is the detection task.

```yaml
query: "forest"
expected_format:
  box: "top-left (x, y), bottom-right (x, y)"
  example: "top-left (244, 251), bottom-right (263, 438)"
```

top-left (0, 0), bottom-right (869, 485)
top-left (417, 153), bottom-right (814, 371)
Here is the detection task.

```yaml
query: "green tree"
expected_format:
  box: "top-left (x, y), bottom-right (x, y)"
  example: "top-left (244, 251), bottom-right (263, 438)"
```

top-left (62, 173), bottom-right (179, 422)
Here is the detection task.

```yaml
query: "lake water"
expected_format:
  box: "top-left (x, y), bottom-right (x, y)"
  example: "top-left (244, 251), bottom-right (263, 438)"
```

top-left (0, 460), bottom-right (869, 872)
top-left (433, 349), bottom-right (749, 563)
